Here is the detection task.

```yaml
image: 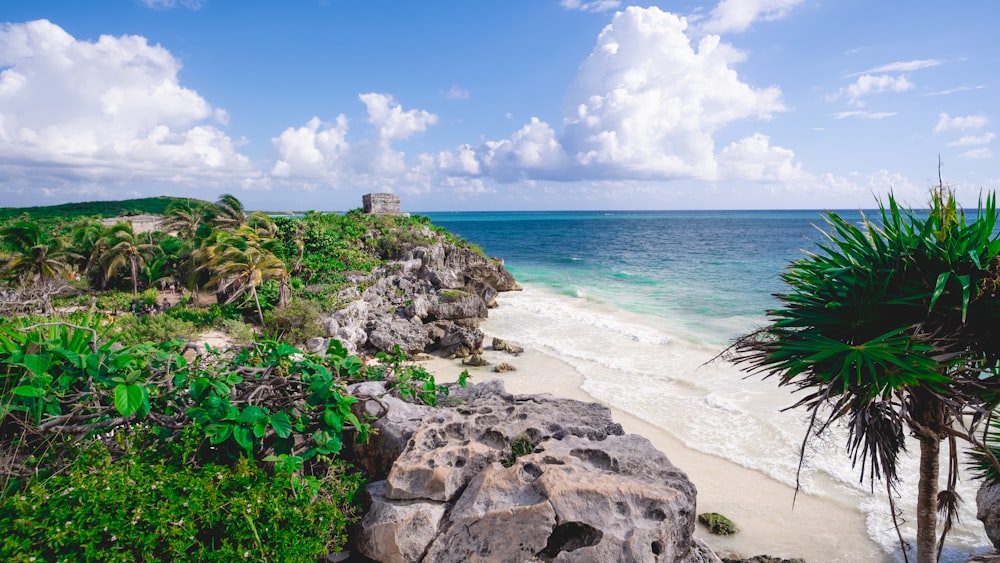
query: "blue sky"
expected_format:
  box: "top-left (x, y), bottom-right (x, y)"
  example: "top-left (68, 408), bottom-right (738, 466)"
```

top-left (0, 1), bottom-right (996, 211)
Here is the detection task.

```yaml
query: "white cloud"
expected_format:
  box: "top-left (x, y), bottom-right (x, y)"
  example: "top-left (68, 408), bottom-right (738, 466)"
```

top-left (959, 147), bottom-right (992, 160)
top-left (428, 7), bottom-right (786, 189)
top-left (848, 59), bottom-right (943, 76)
top-left (934, 113), bottom-right (988, 132)
top-left (718, 133), bottom-right (805, 182)
top-left (140, 0), bottom-right (203, 10)
top-left (697, 0), bottom-right (803, 34)
top-left (359, 92), bottom-right (437, 142)
top-left (833, 74), bottom-right (913, 106)
top-left (560, 0), bottom-right (622, 13)
top-left (832, 110), bottom-right (897, 120)
top-left (948, 133), bottom-right (995, 146)
top-left (445, 85), bottom-right (470, 100)
top-left (271, 94), bottom-right (439, 182)
top-left (925, 85), bottom-right (986, 96)
top-left (0, 20), bottom-right (258, 200)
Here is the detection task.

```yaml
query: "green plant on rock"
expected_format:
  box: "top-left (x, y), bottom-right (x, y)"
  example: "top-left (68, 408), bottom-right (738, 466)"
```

top-left (698, 512), bottom-right (738, 536)
top-left (368, 345), bottom-right (469, 407)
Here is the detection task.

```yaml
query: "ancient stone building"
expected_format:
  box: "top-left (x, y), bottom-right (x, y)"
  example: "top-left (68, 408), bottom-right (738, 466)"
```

top-left (362, 193), bottom-right (406, 216)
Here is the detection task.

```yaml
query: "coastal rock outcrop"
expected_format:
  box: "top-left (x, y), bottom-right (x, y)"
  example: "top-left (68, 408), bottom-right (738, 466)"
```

top-left (348, 380), bottom-right (720, 563)
top-left (320, 241), bottom-right (518, 359)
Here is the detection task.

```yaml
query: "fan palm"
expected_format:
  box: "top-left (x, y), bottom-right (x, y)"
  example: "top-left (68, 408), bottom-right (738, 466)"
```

top-left (729, 187), bottom-right (1000, 563)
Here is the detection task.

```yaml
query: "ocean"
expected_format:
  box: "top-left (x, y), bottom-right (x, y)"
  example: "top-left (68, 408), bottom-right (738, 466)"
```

top-left (423, 210), bottom-right (991, 561)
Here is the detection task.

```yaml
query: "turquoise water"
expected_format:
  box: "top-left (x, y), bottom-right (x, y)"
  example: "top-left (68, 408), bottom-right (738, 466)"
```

top-left (423, 209), bottom-right (990, 561)
top-left (425, 209), bottom-right (858, 344)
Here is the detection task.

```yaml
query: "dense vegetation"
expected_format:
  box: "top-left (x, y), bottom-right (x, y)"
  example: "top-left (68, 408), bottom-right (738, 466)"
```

top-left (0, 194), bottom-right (475, 561)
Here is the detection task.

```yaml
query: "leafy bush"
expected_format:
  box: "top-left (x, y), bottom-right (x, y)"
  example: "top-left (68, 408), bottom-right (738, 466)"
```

top-left (264, 300), bottom-right (324, 346)
top-left (220, 318), bottom-right (255, 345)
top-left (0, 434), bottom-right (362, 562)
top-left (110, 313), bottom-right (198, 346)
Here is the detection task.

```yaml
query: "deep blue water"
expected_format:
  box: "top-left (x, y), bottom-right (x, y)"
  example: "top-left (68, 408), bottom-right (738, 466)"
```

top-left (423, 210), bottom-right (866, 343)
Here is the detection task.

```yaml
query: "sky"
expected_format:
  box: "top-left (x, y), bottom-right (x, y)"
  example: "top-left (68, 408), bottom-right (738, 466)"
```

top-left (0, 1), bottom-right (997, 212)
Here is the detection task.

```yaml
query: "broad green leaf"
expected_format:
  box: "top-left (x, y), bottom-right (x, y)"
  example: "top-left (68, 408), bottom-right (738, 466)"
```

top-left (237, 405), bottom-right (266, 424)
top-left (11, 385), bottom-right (45, 397)
top-left (20, 354), bottom-right (52, 377)
top-left (269, 412), bottom-right (293, 438)
top-left (929, 272), bottom-right (950, 312)
top-left (113, 383), bottom-right (144, 416)
top-left (233, 426), bottom-right (253, 453)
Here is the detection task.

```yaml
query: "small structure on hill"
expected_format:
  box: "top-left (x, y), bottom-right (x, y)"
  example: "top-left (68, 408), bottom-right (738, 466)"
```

top-left (101, 214), bottom-right (163, 234)
top-left (362, 193), bottom-right (407, 216)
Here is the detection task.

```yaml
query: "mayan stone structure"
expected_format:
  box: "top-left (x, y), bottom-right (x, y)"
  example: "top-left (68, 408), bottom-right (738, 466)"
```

top-left (362, 193), bottom-right (407, 216)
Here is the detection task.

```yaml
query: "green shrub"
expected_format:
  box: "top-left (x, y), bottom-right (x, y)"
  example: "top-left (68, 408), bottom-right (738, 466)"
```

top-left (0, 438), bottom-right (362, 562)
top-left (111, 314), bottom-right (197, 346)
top-left (220, 318), bottom-right (255, 345)
top-left (264, 300), bottom-right (324, 346)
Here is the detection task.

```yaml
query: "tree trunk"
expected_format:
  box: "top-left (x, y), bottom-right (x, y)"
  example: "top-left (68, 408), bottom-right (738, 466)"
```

top-left (916, 433), bottom-right (939, 563)
top-left (251, 285), bottom-right (264, 326)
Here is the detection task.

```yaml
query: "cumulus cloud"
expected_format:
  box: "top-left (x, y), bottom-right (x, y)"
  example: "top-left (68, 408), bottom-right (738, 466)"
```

top-left (696, 0), bottom-right (803, 34)
top-left (271, 93), bottom-right (439, 182)
top-left (0, 20), bottom-right (258, 200)
top-left (934, 113), bottom-right (988, 132)
top-left (560, 0), bottom-right (621, 13)
top-left (832, 74), bottom-right (914, 106)
top-left (437, 7), bottom-right (785, 186)
top-left (718, 133), bottom-right (805, 183)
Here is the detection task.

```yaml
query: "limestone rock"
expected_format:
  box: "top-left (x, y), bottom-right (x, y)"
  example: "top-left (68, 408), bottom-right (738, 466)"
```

top-left (355, 479), bottom-right (448, 563)
top-left (462, 354), bottom-right (489, 367)
top-left (352, 380), bottom-right (710, 563)
top-left (367, 318), bottom-right (431, 356)
top-left (435, 324), bottom-right (484, 358)
top-left (494, 362), bottom-right (517, 373)
top-left (492, 337), bottom-right (524, 356)
top-left (978, 482), bottom-right (1000, 550)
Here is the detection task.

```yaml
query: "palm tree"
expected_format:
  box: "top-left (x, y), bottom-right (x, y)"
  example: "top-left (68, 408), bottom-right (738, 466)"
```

top-left (161, 199), bottom-right (207, 240)
top-left (102, 222), bottom-right (161, 294)
top-left (729, 186), bottom-right (1000, 563)
top-left (0, 221), bottom-right (78, 285)
top-left (209, 244), bottom-right (287, 324)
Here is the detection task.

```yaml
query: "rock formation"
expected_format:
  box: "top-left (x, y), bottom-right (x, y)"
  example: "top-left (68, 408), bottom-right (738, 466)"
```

top-left (978, 482), bottom-right (1000, 551)
top-left (321, 237), bottom-right (519, 358)
top-left (348, 380), bottom-right (720, 563)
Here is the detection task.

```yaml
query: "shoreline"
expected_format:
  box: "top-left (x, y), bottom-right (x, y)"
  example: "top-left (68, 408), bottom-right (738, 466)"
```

top-left (419, 345), bottom-right (890, 562)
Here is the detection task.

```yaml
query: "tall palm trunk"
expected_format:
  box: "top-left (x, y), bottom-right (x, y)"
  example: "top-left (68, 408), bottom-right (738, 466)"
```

top-left (913, 391), bottom-right (944, 563)
top-left (130, 256), bottom-right (139, 294)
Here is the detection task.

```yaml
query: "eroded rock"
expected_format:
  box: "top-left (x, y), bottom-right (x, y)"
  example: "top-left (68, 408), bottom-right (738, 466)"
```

top-left (351, 380), bottom-right (710, 563)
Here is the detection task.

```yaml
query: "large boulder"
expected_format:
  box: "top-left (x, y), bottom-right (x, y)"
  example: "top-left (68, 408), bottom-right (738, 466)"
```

top-left (351, 380), bottom-right (713, 563)
top-left (367, 318), bottom-right (432, 356)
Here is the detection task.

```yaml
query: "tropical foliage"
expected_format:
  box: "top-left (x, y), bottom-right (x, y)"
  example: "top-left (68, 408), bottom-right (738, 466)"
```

top-left (729, 186), bottom-right (1000, 562)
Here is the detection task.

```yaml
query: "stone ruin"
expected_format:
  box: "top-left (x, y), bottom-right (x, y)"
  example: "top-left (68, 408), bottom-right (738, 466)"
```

top-left (363, 193), bottom-right (408, 216)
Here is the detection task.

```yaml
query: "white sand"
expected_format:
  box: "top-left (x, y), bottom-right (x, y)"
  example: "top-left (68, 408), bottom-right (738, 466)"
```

top-left (418, 347), bottom-right (892, 562)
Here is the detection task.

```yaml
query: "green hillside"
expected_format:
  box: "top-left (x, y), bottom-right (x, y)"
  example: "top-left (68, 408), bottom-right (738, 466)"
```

top-left (0, 196), bottom-right (206, 221)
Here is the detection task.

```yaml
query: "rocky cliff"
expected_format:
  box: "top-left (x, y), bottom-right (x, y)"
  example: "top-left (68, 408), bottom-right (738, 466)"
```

top-left (318, 235), bottom-right (519, 359)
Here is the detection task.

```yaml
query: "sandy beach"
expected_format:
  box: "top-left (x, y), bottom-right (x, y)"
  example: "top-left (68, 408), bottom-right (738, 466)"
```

top-left (419, 344), bottom-right (895, 562)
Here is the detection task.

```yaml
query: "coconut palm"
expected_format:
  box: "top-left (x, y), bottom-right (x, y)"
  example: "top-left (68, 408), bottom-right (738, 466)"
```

top-left (729, 187), bottom-right (1000, 563)
top-left (161, 199), bottom-right (207, 240)
top-left (0, 221), bottom-right (78, 286)
top-left (208, 244), bottom-right (287, 324)
top-left (102, 222), bottom-right (161, 294)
